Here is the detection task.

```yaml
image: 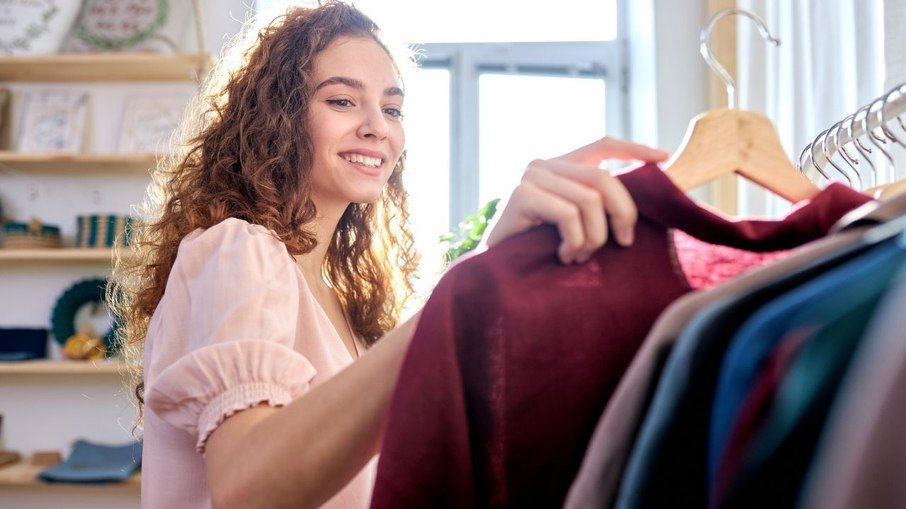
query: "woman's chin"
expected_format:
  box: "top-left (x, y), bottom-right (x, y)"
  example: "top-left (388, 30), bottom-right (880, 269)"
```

top-left (350, 191), bottom-right (383, 205)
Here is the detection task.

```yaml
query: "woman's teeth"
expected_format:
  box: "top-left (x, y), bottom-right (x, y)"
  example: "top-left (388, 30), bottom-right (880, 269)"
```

top-left (344, 154), bottom-right (382, 168)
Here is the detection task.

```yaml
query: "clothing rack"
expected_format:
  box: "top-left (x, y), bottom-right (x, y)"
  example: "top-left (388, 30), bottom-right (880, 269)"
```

top-left (798, 82), bottom-right (906, 189)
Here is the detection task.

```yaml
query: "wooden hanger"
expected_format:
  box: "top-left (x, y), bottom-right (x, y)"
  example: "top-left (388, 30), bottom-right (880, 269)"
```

top-left (664, 9), bottom-right (820, 203)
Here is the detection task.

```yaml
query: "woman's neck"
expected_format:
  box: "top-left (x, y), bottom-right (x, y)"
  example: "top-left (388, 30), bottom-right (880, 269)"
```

top-left (295, 199), bottom-right (348, 287)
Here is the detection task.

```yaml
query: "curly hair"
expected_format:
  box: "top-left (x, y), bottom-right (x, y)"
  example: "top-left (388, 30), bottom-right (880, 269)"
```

top-left (109, 1), bottom-right (420, 424)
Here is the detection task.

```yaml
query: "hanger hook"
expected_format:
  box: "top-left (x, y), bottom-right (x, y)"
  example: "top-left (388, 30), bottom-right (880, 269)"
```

top-left (860, 104), bottom-right (888, 186)
top-left (867, 98), bottom-right (896, 165)
top-left (823, 121), bottom-right (860, 188)
top-left (797, 137), bottom-right (831, 183)
top-left (845, 112), bottom-right (877, 178)
top-left (832, 119), bottom-right (861, 179)
top-left (701, 8), bottom-right (780, 109)
top-left (879, 86), bottom-right (906, 149)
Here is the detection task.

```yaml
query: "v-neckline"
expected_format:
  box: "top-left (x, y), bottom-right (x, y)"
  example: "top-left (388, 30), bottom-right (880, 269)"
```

top-left (289, 256), bottom-right (361, 361)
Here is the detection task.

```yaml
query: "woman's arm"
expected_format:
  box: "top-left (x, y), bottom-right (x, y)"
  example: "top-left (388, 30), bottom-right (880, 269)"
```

top-left (205, 311), bottom-right (419, 509)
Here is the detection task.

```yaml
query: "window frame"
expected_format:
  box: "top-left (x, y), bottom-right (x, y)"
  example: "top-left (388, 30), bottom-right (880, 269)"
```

top-left (417, 37), bottom-right (628, 227)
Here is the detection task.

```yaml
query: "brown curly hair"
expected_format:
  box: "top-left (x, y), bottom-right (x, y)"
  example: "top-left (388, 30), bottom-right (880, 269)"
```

top-left (109, 1), bottom-right (420, 423)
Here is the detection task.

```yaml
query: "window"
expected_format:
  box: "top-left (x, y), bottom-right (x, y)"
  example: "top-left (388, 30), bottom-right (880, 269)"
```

top-left (478, 73), bottom-right (608, 205)
top-left (351, 0), bottom-right (617, 43)
top-left (256, 0), bottom-right (627, 268)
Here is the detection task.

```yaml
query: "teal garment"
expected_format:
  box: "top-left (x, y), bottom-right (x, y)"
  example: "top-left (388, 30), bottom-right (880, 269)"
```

top-left (721, 239), bottom-right (906, 509)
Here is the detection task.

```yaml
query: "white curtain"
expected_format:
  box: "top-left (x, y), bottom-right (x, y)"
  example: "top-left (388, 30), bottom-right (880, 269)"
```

top-left (735, 0), bottom-right (886, 216)
top-left (886, 0), bottom-right (906, 89)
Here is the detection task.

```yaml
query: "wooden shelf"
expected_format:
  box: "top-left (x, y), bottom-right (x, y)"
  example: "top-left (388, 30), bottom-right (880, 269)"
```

top-left (0, 360), bottom-right (126, 375)
top-left (0, 459), bottom-right (139, 489)
top-left (0, 248), bottom-right (131, 264)
top-left (0, 151), bottom-right (158, 173)
top-left (0, 53), bottom-right (210, 82)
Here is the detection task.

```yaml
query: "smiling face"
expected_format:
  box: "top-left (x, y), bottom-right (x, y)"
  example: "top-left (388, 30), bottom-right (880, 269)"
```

top-left (306, 35), bottom-right (406, 213)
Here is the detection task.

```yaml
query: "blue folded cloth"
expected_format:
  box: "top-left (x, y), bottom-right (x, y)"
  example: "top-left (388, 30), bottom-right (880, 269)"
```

top-left (38, 440), bottom-right (142, 484)
top-left (0, 328), bottom-right (48, 361)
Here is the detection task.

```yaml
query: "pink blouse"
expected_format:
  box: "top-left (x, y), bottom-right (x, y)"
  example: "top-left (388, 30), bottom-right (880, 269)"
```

top-left (141, 218), bottom-right (374, 509)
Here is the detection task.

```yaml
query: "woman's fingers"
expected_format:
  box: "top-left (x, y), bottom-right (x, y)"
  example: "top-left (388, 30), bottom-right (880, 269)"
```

top-left (528, 159), bottom-right (638, 248)
top-left (500, 182), bottom-right (589, 264)
top-left (484, 135), bottom-right (662, 264)
top-left (554, 136), bottom-right (670, 166)
top-left (522, 160), bottom-right (609, 262)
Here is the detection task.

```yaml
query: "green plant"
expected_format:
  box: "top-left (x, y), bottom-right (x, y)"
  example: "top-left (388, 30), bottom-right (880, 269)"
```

top-left (439, 198), bottom-right (500, 266)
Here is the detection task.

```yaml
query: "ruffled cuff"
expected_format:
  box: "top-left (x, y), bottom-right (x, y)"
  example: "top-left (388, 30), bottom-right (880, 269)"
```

top-left (195, 382), bottom-right (294, 453)
top-left (146, 340), bottom-right (317, 453)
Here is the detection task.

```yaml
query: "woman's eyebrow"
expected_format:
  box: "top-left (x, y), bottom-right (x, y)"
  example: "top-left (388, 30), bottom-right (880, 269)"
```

top-left (315, 76), bottom-right (404, 97)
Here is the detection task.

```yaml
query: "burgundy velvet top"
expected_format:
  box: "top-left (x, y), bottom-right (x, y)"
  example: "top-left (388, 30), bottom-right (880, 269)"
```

top-left (371, 163), bottom-right (871, 509)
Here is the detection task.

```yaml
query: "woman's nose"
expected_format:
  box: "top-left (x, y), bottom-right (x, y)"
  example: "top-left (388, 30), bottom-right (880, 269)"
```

top-left (356, 107), bottom-right (389, 141)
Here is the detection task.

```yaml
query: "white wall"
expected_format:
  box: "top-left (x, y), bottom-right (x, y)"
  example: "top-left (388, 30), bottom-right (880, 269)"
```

top-left (627, 0), bottom-right (710, 152)
top-left (653, 0), bottom-right (711, 154)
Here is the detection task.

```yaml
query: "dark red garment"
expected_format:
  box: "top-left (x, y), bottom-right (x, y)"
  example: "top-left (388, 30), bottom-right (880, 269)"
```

top-left (371, 164), bottom-right (871, 509)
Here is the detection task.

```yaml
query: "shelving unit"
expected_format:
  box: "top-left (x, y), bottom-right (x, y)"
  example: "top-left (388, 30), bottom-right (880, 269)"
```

top-left (0, 53), bottom-right (210, 82)
top-left (0, 360), bottom-right (126, 375)
top-left (0, 48), bottom-right (207, 508)
top-left (0, 460), bottom-right (139, 490)
top-left (0, 152), bottom-right (158, 174)
top-left (0, 249), bottom-right (129, 264)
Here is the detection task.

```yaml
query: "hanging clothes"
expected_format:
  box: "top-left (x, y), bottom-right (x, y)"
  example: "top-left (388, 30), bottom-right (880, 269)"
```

top-left (798, 252), bottom-right (906, 509)
top-left (567, 192), bottom-right (906, 509)
top-left (613, 233), bottom-right (906, 509)
top-left (564, 192), bottom-right (904, 509)
top-left (370, 163), bottom-right (871, 509)
top-left (708, 240), bottom-right (906, 509)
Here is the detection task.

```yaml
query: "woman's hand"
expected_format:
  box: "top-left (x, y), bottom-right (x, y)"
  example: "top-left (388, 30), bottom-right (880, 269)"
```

top-left (485, 136), bottom-right (669, 264)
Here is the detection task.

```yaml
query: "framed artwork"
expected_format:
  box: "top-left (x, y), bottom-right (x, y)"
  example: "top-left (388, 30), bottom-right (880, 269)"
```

top-left (117, 94), bottom-right (184, 154)
top-left (17, 89), bottom-right (89, 153)
top-left (64, 0), bottom-right (191, 53)
top-left (0, 0), bottom-right (81, 55)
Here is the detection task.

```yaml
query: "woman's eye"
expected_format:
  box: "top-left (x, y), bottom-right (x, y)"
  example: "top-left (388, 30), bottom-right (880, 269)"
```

top-left (384, 107), bottom-right (403, 119)
top-left (327, 99), bottom-right (353, 107)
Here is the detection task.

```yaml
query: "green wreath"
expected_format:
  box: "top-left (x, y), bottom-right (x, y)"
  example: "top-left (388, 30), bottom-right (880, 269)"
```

top-left (51, 278), bottom-right (119, 354)
top-left (74, 0), bottom-right (169, 51)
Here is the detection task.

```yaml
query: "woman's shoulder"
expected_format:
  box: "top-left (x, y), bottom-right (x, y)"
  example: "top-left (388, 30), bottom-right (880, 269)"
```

top-left (176, 218), bottom-right (292, 270)
top-left (184, 217), bottom-right (275, 243)
top-left (181, 217), bottom-right (285, 251)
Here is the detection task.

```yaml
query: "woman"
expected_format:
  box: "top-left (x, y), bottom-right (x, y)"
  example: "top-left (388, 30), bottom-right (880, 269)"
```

top-left (110, 2), bottom-right (667, 508)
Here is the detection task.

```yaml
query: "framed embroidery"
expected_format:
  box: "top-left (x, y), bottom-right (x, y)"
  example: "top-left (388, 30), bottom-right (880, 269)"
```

top-left (65, 0), bottom-right (192, 53)
top-left (0, 0), bottom-right (81, 55)
top-left (117, 94), bottom-right (185, 154)
top-left (17, 89), bottom-right (89, 153)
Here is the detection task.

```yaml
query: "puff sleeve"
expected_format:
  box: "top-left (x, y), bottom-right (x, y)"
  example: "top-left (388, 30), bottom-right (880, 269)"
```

top-left (144, 218), bottom-right (316, 453)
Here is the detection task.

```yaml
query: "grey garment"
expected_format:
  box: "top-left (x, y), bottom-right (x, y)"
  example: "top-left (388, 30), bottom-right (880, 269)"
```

top-left (799, 249), bottom-right (906, 509)
top-left (564, 192), bottom-right (906, 509)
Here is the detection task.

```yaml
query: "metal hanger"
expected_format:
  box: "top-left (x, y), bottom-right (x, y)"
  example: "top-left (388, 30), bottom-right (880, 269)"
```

top-left (700, 8), bottom-right (779, 110)
top-left (824, 120), bottom-right (858, 187)
top-left (879, 86), bottom-right (906, 149)
top-left (833, 116), bottom-right (861, 176)
top-left (799, 82), bottom-right (906, 193)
